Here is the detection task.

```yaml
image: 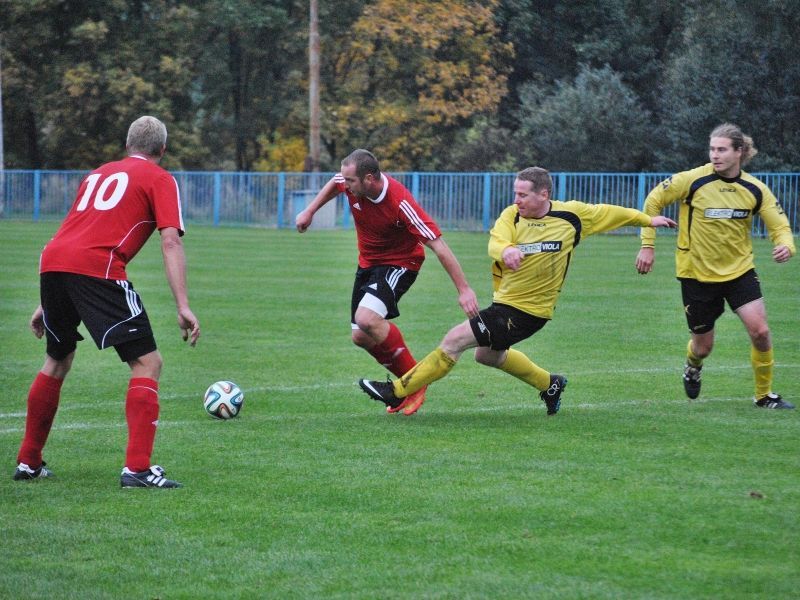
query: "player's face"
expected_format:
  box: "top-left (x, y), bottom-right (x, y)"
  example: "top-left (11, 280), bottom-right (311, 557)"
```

top-left (341, 163), bottom-right (369, 198)
top-left (709, 136), bottom-right (742, 178)
top-left (513, 178), bottom-right (550, 218)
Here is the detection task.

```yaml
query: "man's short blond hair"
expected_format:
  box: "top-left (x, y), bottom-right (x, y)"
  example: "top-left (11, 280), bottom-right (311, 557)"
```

top-left (126, 116), bottom-right (167, 157)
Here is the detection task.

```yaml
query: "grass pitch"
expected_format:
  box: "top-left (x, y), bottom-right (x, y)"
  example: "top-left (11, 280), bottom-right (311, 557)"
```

top-left (1, 221), bottom-right (798, 599)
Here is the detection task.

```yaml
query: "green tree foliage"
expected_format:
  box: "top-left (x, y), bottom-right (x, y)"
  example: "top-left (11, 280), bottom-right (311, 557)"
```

top-left (2, 0), bottom-right (203, 169)
top-left (493, 0), bottom-right (684, 121)
top-left (656, 1), bottom-right (800, 171)
top-left (442, 117), bottom-right (520, 172)
top-left (319, 0), bottom-right (513, 170)
top-left (517, 65), bottom-right (651, 171)
top-left (1, 0), bottom-right (798, 172)
top-left (570, 0), bottom-right (686, 117)
top-left (188, 0), bottom-right (305, 171)
top-left (1, 0), bottom-right (304, 170)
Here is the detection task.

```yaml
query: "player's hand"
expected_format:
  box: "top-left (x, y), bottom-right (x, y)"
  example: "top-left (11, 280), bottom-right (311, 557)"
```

top-left (635, 247), bottom-right (655, 275)
top-left (177, 307), bottom-right (200, 346)
top-left (295, 209), bottom-right (312, 233)
top-left (651, 216), bottom-right (677, 228)
top-left (30, 305), bottom-right (45, 339)
top-left (502, 246), bottom-right (523, 271)
top-left (773, 245), bottom-right (792, 263)
top-left (458, 286), bottom-right (480, 318)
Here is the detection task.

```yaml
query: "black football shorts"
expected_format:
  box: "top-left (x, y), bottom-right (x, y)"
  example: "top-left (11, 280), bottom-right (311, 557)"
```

top-left (469, 303), bottom-right (549, 351)
top-left (679, 269), bottom-right (763, 334)
top-left (40, 272), bottom-right (157, 362)
top-left (351, 265), bottom-right (418, 323)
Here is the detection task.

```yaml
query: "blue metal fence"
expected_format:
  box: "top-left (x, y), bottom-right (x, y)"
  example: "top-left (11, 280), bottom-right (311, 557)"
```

top-left (1, 169), bottom-right (798, 234)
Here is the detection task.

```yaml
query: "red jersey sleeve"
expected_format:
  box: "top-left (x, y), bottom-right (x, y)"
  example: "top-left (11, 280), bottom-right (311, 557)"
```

top-left (149, 170), bottom-right (185, 234)
top-left (396, 195), bottom-right (441, 242)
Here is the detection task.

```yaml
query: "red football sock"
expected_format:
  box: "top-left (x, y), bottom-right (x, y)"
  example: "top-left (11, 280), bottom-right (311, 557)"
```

top-left (17, 372), bottom-right (64, 467)
top-left (367, 323), bottom-right (418, 377)
top-left (124, 378), bottom-right (160, 473)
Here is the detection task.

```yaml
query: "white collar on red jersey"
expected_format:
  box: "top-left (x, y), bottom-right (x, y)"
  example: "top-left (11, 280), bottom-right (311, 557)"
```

top-left (367, 174), bottom-right (389, 204)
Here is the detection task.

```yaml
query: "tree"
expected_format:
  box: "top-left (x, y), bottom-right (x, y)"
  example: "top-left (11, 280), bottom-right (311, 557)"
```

top-left (494, 0), bottom-right (686, 158)
top-left (187, 0), bottom-right (306, 171)
top-left (570, 0), bottom-right (686, 118)
top-left (439, 117), bottom-right (520, 172)
top-left (0, 0), bottom-right (307, 171)
top-left (517, 64), bottom-right (651, 171)
top-left (656, 1), bottom-right (800, 171)
top-left (3, 0), bottom-right (796, 173)
top-left (319, 0), bottom-right (513, 170)
top-left (0, 1), bottom-right (205, 169)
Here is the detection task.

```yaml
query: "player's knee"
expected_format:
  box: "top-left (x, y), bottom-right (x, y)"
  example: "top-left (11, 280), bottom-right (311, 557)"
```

top-left (353, 313), bottom-right (379, 335)
top-left (474, 347), bottom-right (504, 368)
top-left (42, 352), bottom-right (74, 379)
top-left (694, 342), bottom-right (713, 358)
top-left (749, 325), bottom-right (771, 348)
top-left (129, 350), bottom-right (163, 380)
top-left (474, 352), bottom-right (495, 367)
top-left (351, 329), bottom-right (371, 349)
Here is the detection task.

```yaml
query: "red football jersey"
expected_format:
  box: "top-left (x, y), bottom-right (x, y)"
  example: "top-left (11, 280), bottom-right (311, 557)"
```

top-left (40, 156), bottom-right (184, 280)
top-left (336, 173), bottom-right (441, 270)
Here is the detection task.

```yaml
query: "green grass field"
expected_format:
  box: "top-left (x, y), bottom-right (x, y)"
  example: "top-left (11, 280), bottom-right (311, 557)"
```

top-left (1, 221), bottom-right (798, 599)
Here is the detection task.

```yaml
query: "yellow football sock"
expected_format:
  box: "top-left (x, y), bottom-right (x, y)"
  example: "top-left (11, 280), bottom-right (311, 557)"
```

top-left (394, 347), bottom-right (456, 398)
top-left (499, 349), bottom-right (551, 391)
top-left (686, 339), bottom-right (703, 368)
top-left (751, 346), bottom-right (774, 398)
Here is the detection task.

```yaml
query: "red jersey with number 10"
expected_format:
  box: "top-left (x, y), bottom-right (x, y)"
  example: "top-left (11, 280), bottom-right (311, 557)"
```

top-left (40, 156), bottom-right (184, 280)
top-left (336, 173), bottom-right (441, 270)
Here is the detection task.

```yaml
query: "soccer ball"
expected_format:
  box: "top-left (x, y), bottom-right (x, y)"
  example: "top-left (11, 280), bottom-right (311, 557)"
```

top-left (204, 381), bottom-right (244, 419)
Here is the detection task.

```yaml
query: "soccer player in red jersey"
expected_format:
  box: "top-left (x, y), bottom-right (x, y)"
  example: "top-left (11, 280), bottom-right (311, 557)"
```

top-left (296, 149), bottom-right (479, 415)
top-left (12, 116), bottom-right (200, 488)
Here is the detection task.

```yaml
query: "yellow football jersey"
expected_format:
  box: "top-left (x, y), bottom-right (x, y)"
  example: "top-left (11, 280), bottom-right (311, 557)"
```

top-left (489, 200), bottom-right (654, 319)
top-left (640, 164), bottom-right (795, 282)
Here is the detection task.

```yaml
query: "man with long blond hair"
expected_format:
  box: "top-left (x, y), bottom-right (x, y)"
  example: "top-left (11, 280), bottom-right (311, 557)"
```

top-left (636, 123), bottom-right (795, 408)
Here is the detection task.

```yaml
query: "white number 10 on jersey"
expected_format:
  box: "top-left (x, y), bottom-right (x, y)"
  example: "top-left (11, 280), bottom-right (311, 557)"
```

top-left (76, 172), bottom-right (129, 211)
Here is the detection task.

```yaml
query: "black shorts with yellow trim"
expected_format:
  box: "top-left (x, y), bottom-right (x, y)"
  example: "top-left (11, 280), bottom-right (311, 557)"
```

top-left (679, 269), bottom-right (763, 334)
top-left (469, 303), bottom-right (549, 351)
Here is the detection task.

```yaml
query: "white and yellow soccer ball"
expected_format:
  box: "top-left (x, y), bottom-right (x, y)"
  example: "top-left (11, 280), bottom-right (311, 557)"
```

top-left (203, 381), bottom-right (244, 419)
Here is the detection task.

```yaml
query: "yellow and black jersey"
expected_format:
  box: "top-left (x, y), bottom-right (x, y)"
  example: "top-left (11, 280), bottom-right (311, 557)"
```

top-left (640, 163), bottom-right (795, 282)
top-left (489, 200), bottom-right (654, 319)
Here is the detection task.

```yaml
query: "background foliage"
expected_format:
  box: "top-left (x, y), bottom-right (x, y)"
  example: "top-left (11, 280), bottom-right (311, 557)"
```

top-left (2, 0), bottom-right (800, 172)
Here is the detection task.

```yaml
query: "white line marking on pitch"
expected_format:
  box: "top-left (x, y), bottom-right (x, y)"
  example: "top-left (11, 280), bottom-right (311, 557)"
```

top-left (0, 394), bottom-right (774, 435)
top-left (1, 363), bottom-right (796, 433)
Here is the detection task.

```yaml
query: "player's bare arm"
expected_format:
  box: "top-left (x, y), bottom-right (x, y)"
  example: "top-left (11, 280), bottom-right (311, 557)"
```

top-left (30, 305), bottom-right (45, 339)
top-left (296, 177), bottom-right (340, 233)
top-left (425, 237), bottom-right (480, 317)
top-left (160, 227), bottom-right (200, 346)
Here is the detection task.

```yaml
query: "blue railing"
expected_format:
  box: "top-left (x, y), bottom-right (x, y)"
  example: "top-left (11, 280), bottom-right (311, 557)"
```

top-left (1, 170), bottom-right (798, 234)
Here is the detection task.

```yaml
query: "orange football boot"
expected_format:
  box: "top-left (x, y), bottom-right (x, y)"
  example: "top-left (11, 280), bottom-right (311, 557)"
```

top-left (386, 386), bottom-right (427, 415)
